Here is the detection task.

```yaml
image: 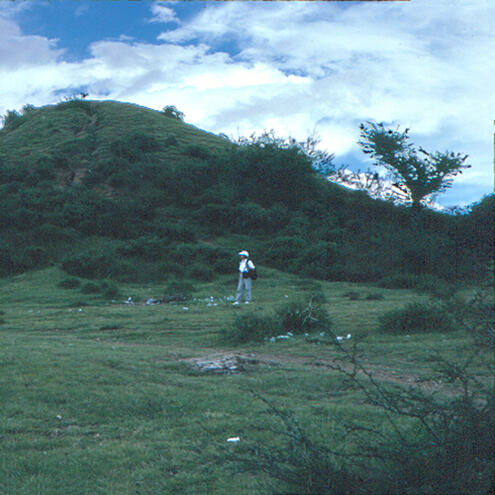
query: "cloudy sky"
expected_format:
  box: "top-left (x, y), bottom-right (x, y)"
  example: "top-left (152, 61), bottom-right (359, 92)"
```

top-left (0, 0), bottom-right (493, 207)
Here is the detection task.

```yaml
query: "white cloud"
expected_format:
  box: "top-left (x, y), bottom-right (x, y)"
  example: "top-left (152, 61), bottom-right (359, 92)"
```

top-left (149, 4), bottom-right (179, 25)
top-left (0, 0), bottom-right (492, 206)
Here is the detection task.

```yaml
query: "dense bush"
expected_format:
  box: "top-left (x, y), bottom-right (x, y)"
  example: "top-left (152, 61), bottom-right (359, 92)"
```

top-left (58, 278), bottom-right (81, 289)
top-left (224, 313), bottom-right (278, 343)
top-left (379, 301), bottom-right (456, 334)
top-left (188, 263), bottom-right (215, 282)
top-left (276, 298), bottom-right (332, 335)
top-left (61, 247), bottom-right (119, 279)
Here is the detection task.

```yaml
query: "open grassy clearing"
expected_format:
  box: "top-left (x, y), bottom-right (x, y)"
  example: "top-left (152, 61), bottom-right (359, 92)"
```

top-left (0, 267), bottom-right (492, 494)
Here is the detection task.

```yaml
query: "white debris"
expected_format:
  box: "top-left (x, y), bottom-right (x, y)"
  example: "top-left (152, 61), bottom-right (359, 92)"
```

top-left (227, 437), bottom-right (240, 443)
top-left (182, 307), bottom-right (189, 311)
top-left (146, 298), bottom-right (161, 305)
top-left (125, 297), bottom-right (134, 305)
top-left (56, 415), bottom-right (62, 420)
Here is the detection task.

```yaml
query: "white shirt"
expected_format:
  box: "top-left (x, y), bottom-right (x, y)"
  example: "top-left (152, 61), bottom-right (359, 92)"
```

top-left (239, 259), bottom-right (255, 273)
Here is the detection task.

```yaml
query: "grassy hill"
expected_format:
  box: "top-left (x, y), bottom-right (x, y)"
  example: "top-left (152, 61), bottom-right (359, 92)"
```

top-left (0, 99), bottom-right (492, 287)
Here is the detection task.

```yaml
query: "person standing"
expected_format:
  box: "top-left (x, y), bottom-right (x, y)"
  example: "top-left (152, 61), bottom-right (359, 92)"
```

top-left (233, 250), bottom-right (255, 305)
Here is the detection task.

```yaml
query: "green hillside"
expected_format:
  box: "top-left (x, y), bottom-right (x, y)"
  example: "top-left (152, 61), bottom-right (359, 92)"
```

top-left (0, 99), bottom-right (492, 287)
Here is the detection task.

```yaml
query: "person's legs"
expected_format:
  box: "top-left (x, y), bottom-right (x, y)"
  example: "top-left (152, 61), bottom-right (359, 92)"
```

top-left (235, 274), bottom-right (244, 303)
top-left (244, 278), bottom-right (252, 303)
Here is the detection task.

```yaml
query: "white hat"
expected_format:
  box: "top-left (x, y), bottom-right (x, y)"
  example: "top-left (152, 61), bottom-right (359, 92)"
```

top-left (238, 250), bottom-right (249, 257)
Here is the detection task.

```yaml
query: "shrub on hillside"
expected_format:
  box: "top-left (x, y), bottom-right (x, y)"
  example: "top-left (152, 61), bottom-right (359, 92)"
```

top-left (163, 280), bottom-right (194, 303)
top-left (276, 298), bottom-right (332, 335)
top-left (186, 144), bottom-right (210, 160)
top-left (377, 273), bottom-right (424, 289)
top-left (58, 278), bottom-right (81, 289)
top-left (379, 301), bottom-right (455, 334)
top-left (188, 263), bottom-right (215, 282)
top-left (62, 247), bottom-right (125, 279)
top-left (223, 313), bottom-right (279, 344)
top-left (81, 281), bottom-right (101, 294)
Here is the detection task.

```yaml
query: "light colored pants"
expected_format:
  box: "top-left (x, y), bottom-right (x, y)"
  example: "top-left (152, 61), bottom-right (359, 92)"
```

top-left (236, 274), bottom-right (252, 302)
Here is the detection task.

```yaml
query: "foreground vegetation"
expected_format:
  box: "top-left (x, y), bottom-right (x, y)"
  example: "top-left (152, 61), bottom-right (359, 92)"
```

top-left (0, 267), bottom-right (493, 494)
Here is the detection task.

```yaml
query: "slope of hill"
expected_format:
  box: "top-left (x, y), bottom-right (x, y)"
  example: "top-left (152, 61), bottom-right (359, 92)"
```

top-left (0, 100), bottom-right (491, 285)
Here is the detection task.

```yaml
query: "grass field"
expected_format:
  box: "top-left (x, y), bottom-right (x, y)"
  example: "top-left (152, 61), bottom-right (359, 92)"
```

top-left (0, 267), bottom-right (492, 494)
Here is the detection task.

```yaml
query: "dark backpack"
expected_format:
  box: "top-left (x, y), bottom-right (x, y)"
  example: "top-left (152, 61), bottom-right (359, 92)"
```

top-left (248, 265), bottom-right (258, 280)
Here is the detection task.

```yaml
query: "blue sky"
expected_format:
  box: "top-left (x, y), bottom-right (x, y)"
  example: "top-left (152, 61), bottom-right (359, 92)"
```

top-left (1, 0), bottom-right (493, 208)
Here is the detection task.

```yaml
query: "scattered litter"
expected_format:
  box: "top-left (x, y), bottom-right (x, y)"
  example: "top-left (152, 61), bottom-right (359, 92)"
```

top-left (269, 333), bottom-right (294, 342)
top-left (227, 437), bottom-right (240, 443)
top-left (320, 332), bottom-right (325, 337)
top-left (78, 309), bottom-right (83, 312)
top-left (146, 298), bottom-right (161, 305)
top-left (182, 307), bottom-right (189, 311)
top-left (56, 415), bottom-right (62, 421)
top-left (224, 296), bottom-right (235, 302)
top-left (125, 297), bottom-right (134, 305)
top-left (336, 334), bottom-right (352, 342)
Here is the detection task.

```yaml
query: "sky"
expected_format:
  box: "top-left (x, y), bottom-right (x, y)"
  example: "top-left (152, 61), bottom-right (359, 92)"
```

top-left (0, 0), bottom-right (493, 208)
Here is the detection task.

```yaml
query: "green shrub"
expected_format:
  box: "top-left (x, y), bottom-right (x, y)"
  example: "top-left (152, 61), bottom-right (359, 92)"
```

top-left (377, 273), bottom-right (422, 289)
top-left (188, 263), bottom-right (215, 282)
top-left (343, 291), bottom-right (361, 300)
top-left (186, 144), bottom-right (210, 160)
top-left (276, 298), bottom-right (331, 335)
top-left (163, 280), bottom-right (194, 303)
top-left (224, 313), bottom-right (278, 343)
top-left (101, 280), bottom-right (121, 300)
top-left (379, 301), bottom-right (455, 334)
top-left (58, 278), bottom-right (81, 289)
top-left (81, 282), bottom-right (101, 294)
top-left (62, 250), bottom-right (108, 279)
top-left (164, 134), bottom-right (178, 146)
top-left (366, 292), bottom-right (384, 301)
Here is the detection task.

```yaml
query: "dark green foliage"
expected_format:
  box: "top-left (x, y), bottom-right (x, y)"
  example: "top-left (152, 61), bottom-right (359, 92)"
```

top-left (61, 247), bottom-right (121, 280)
top-left (81, 281), bottom-right (101, 294)
top-left (276, 298), bottom-right (332, 335)
top-left (379, 301), bottom-right (455, 334)
top-left (163, 280), bottom-right (194, 302)
top-left (58, 278), bottom-right (81, 289)
top-left (225, 313), bottom-right (279, 343)
top-left (186, 144), bottom-right (210, 160)
top-left (188, 263), bottom-right (215, 282)
top-left (377, 273), bottom-right (430, 290)
top-left (0, 100), bottom-right (489, 285)
top-left (100, 280), bottom-right (121, 299)
top-left (365, 292), bottom-right (384, 300)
